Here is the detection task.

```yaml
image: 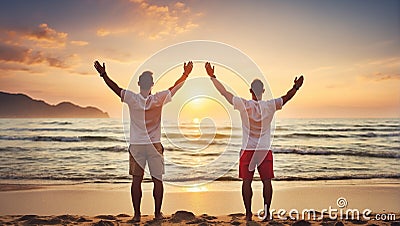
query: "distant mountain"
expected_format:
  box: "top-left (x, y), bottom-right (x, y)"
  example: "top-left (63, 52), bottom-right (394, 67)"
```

top-left (0, 91), bottom-right (109, 118)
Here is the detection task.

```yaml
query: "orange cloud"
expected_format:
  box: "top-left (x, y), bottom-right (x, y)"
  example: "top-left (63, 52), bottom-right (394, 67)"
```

top-left (98, 0), bottom-right (201, 39)
top-left (135, 0), bottom-right (200, 39)
top-left (0, 43), bottom-right (68, 69)
top-left (356, 57), bottom-right (400, 69)
top-left (24, 23), bottom-right (68, 48)
top-left (362, 72), bottom-right (400, 81)
top-left (0, 24), bottom-right (89, 73)
top-left (96, 28), bottom-right (111, 37)
top-left (70, 40), bottom-right (89, 46)
top-left (0, 62), bottom-right (31, 73)
top-left (0, 23), bottom-right (91, 50)
top-left (356, 57), bottom-right (400, 82)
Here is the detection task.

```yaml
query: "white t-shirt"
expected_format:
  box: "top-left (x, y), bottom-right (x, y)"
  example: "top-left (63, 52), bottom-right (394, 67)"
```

top-left (233, 96), bottom-right (283, 150)
top-left (121, 89), bottom-right (171, 144)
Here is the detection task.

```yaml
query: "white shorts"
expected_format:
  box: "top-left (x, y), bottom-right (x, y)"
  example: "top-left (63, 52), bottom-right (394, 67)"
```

top-left (129, 143), bottom-right (164, 180)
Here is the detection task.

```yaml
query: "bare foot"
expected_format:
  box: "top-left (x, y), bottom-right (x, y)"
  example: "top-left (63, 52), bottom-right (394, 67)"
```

top-left (130, 214), bottom-right (140, 223)
top-left (261, 214), bottom-right (271, 222)
top-left (154, 212), bottom-right (164, 221)
top-left (245, 212), bottom-right (253, 221)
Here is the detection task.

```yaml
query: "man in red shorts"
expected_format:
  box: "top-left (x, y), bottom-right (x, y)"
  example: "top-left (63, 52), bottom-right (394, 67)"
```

top-left (205, 62), bottom-right (303, 221)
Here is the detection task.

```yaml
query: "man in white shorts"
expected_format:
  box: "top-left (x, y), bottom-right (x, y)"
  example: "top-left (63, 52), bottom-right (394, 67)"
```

top-left (205, 62), bottom-right (303, 221)
top-left (94, 60), bottom-right (193, 222)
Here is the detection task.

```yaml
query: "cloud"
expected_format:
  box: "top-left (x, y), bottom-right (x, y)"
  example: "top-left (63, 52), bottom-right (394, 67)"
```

top-left (356, 57), bottom-right (400, 69)
top-left (365, 57), bottom-right (400, 68)
top-left (97, 0), bottom-right (201, 39)
top-left (0, 62), bottom-right (31, 73)
top-left (96, 28), bottom-right (111, 37)
top-left (0, 24), bottom-right (87, 49)
top-left (70, 40), bottom-right (89, 46)
top-left (70, 70), bottom-right (93, 76)
top-left (0, 24), bottom-right (89, 72)
top-left (0, 44), bottom-right (30, 62)
top-left (0, 43), bottom-right (68, 69)
top-left (362, 72), bottom-right (400, 81)
top-left (356, 57), bottom-right (400, 82)
top-left (24, 23), bottom-right (68, 48)
top-left (136, 1), bottom-right (200, 39)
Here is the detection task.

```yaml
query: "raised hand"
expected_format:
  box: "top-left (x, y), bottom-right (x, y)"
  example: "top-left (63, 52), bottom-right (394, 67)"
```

top-left (294, 75), bottom-right (304, 89)
top-left (169, 61), bottom-right (193, 96)
top-left (94, 60), bottom-right (122, 97)
top-left (206, 62), bottom-right (233, 104)
top-left (183, 61), bottom-right (193, 76)
top-left (205, 62), bottom-right (215, 77)
top-left (94, 61), bottom-right (106, 76)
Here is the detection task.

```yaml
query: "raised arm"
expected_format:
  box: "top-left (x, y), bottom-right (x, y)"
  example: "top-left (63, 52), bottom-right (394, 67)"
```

top-left (205, 62), bottom-right (234, 105)
top-left (169, 61), bottom-right (193, 96)
top-left (281, 75), bottom-right (304, 105)
top-left (94, 61), bottom-right (122, 98)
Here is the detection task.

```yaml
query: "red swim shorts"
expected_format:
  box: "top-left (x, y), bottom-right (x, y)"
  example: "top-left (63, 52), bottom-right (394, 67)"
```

top-left (239, 150), bottom-right (274, 180)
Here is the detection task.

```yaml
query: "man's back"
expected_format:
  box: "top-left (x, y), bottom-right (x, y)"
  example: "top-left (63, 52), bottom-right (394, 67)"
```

top-left (232, 97), bottom-right (283, 150)
top-left (121, 89), bottom-right (171, 144)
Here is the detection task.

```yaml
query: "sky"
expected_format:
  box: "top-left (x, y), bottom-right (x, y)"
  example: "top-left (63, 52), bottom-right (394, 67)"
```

top-left (0, 0), bottom-right (399, 119)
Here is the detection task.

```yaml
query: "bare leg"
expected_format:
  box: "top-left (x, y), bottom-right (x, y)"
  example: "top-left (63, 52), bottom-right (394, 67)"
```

top-left (152, 176), bottom-right (164, 219)
top-left (131, 175), bottom-right (143, 222)
top-left (262, 179), bottom-right (273, 221)
top-left (242, 179), bottom-right (253, 221)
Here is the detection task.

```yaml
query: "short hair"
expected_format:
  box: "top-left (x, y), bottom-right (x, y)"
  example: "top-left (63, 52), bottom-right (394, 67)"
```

top-left (251, 79), bottom-right (264, 97)
top-left (138, 71), bottom-right (154, 90)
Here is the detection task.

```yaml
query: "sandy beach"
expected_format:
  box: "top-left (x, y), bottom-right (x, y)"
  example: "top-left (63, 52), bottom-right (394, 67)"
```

top-left (0, 180), bottom-right (399, 225)
top-left (1, 212), bottom-right (399, 226)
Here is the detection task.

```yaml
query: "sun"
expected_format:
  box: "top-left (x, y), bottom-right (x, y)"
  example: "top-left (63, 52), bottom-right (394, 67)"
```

top-left (192, 118), bottom-right (200, 124)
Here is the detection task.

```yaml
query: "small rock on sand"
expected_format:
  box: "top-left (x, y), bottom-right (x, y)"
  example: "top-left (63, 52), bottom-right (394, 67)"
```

top-left (77, 216), bottom-right (92, 222)
top-left (292, 220), bottom-right (311, 226)
top-left (247, 221), bottom-right (261, 226)
top-left (95, 215), bottom-right (117, 220)
top-left (228, 213), bottom-right (245, 218)
top-left (197, 223), bottom-right (209, 226)
top-left (187, 218), bottom-right (206, 224)
top-left (200, 214), bottom-right (217, 220)
top-left (56, 214), bottom-right (78, 222)
top-left (334, 221), bottom-right (345, 226)
top-left (25, 217), bottom-right (62, 225)
top-left (348, 219), bottom-right (368, 224)
top-left (170, 210), bottom-right (196, 223)
top-left (93, 220), bottom-right (115, 226)
top-left (267, 220), bottom-right (285, 226)
top-left (18, 215), bottom-right (38, 221)
top-left (320, 222), bottom-right (335, 226)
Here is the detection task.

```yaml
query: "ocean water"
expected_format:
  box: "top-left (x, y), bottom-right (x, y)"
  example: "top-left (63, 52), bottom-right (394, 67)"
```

top-left (0, 118), bottom-right (399, 186)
